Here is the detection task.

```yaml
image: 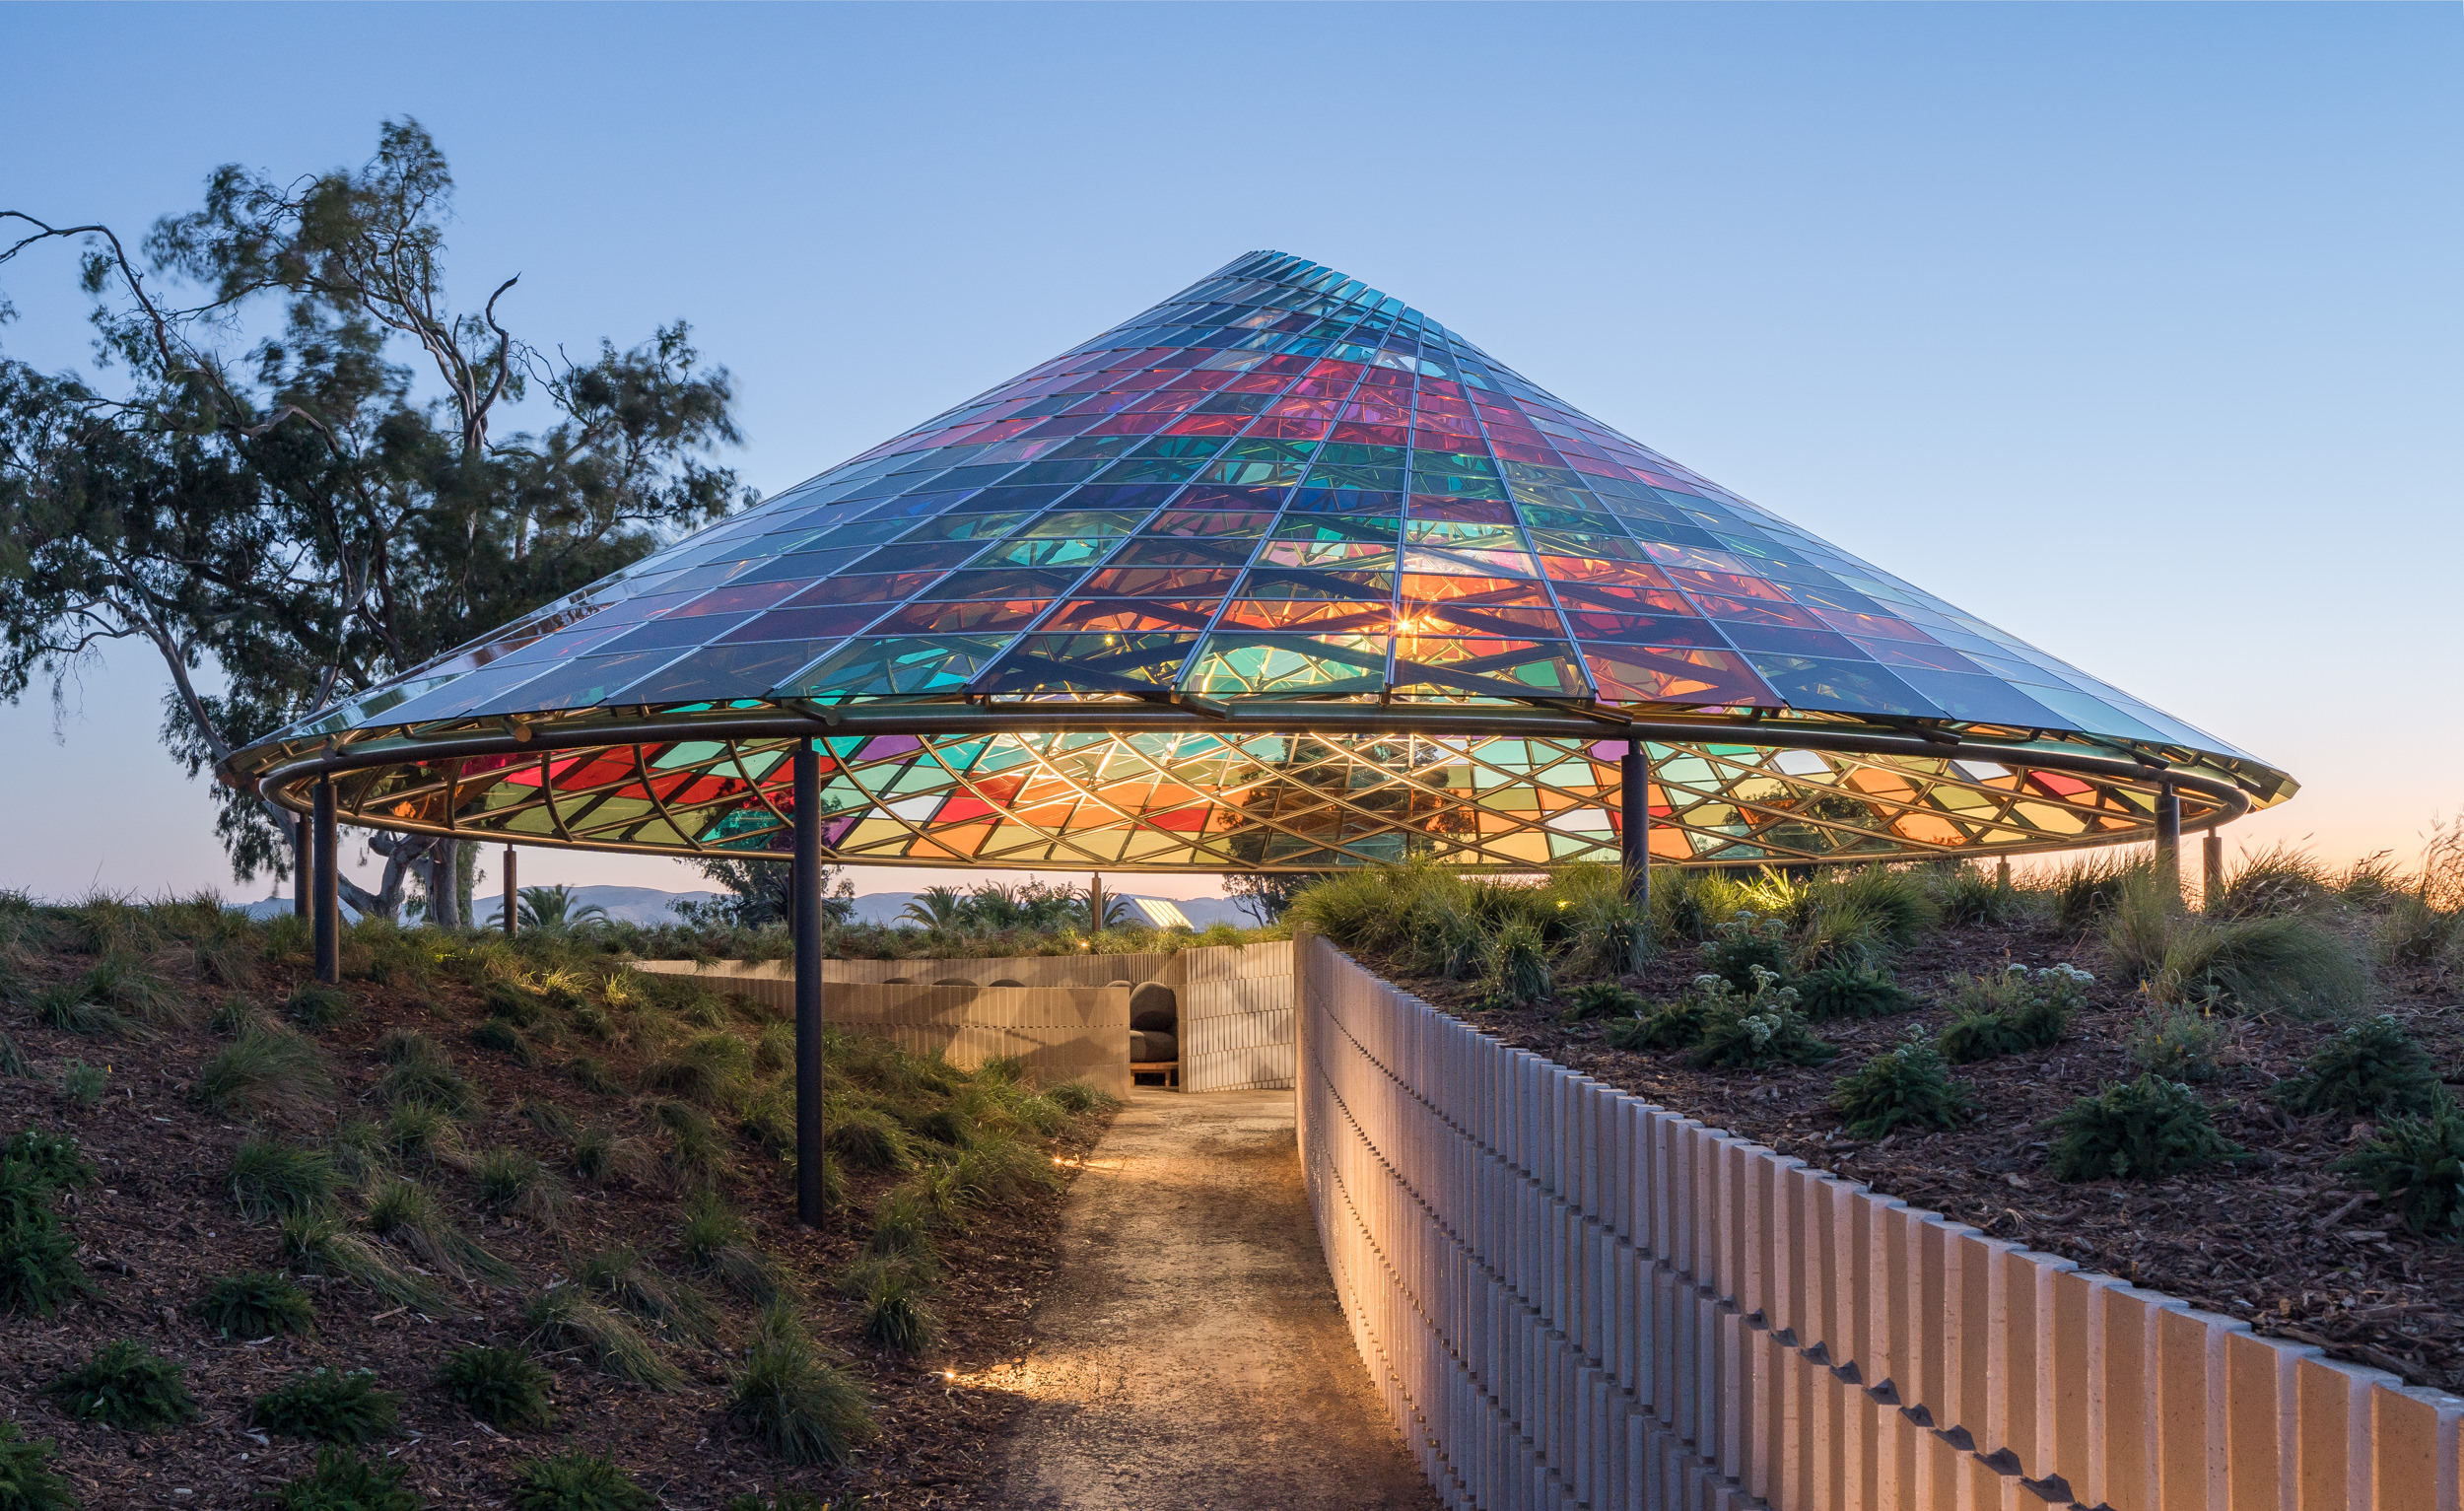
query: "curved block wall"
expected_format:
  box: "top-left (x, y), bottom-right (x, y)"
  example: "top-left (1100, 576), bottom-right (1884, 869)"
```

top-left (1295, 932), bottom-right (2462, 1511)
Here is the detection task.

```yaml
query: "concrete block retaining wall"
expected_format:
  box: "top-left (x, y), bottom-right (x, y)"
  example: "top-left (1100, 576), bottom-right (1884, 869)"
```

top-left (1177, 938), bottom-right (1295, 1092)
top-left (1294, 931), bottom-right (2463, 1511)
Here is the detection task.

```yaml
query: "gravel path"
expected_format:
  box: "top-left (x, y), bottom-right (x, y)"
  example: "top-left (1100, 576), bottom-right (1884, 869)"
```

top-left (987, 1088), bottom-right (1441, 1511)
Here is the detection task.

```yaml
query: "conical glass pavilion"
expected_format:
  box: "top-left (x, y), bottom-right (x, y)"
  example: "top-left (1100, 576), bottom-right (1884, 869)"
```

top-left (222, 250), bottom-right (2293, 874)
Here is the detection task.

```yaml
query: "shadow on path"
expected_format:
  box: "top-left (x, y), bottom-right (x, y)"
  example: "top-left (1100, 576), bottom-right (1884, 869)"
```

top-left (987, 1088), bottom-right (1440, 1511)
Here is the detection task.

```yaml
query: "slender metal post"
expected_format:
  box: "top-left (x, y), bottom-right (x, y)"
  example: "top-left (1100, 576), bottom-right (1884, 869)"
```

top-left (312, 778), bottom-right (340, 985)
top-left (1091, 871), bottom-right (1106, 931)
top-left (292, 816), bottom-right (310, 920)
top-left (2202, 828), bottom-right (2225, 911)
top-left (503, 844), bottom-right (517, 938)
top-left (2155, 780), bottom-right (2182, 890)
top-left (1620, 739), bottom-right (1650, 907)
top-left (792, 739), bottom-right (825, 1227)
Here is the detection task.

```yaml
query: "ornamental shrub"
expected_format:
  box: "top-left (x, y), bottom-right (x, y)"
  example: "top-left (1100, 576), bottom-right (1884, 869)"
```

top-left (1828, 1033), bottom-right (1974, 1140)
top-left (2046, 1076), bottom-right (2243, 1182)
top-left (2335, 1099), bottom-right (2464, 1240)
top-left (1792, 964), bottom-right (1915, 1022)
top-left (2274, 1015), bottom-right (2444, 1120)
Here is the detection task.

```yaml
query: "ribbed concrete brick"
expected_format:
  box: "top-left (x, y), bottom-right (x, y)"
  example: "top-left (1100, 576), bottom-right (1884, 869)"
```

top-left (2371, 1385), bottom-right (2461, 1511)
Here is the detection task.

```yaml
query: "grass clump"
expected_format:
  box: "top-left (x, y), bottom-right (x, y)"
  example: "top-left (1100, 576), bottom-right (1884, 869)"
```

top-left (639, 1032), bottom-right (755, 1110)
top-left (522, 1284), bottom-right (683, 1390)
top-left (278, 1212), bottom-right (440, 1308)
top-left (194, 1022), bottom-right (332, 1120)
top-left (471, 1016), bottom-right (540, 1066)
top-left (0, 1031), bottom-right (27, 1078)
top-left (474, 1148), bottom-right (571, 1227)
top-left (727, 1303), bottom-right (876, 1466)
top-left (438, 1344), bottom-right (555, 1429)
top-left (575, 1245), bottom-right (716, 1344)
top-left (193, 1271), bottom-right (315, 1339)
top-left (264, 1447), bottom-right (429, 1511)
top-left (282, 982), bottom-right (354, 1029)
top-left (2378, 894), bottom-right (2461, 970)
top-left (1927, 861), bottom-right (2027, 927)
top-left (1792, 964), bottom-right (1915, 1022)
top-left (2106, 872), bottom-right (2366, 1015)
top-left (376, 1033), bottom-right (482, 1116)
top-left (45, 1339), bottom-right (198, 1428)
top-left (1828, 1032), bottom-right (1974, 1140)
top-left (849, 1259), bottom-right (939, 1355)
top-left (509, 1451), bottom-right (654, 1511)
top-left (1045, 1077), bottom-right (1119, 1115)
top-left (1480, 919), bottom-right (1553, 1007)
top-left (680, 1193), bottom-right (789, 1304)
top-left (2274, 1015), bottom-right (2444, 1119)
top-left (824, 1106), bottom-right (914, 1173)
top-left (2335, 1100), bottom-right (2464, 1240)
top-left (251, 1367), bottom-right (400, 1444)
top-left (0, 1420), bottom-right (73, 1511)
top-left (363, 1175), bottom-right (513, 1283)
top-left (1937, 965), bottom-right (2085, 1064)
top-left (57, 1061), bottom-right (104, 1111)
top-left (230, 1135), bottom-right (337, 1220)
top-left (569, 1126), bottom-right (662, 1189)
top-left (29, 980), bottom-right (125, 1037)
top-left (2046, 1075), bottom-right (2244, 1181)
top-left (2123, 1008), bottom-right (2225, 1083)
top-left (2207, 843), bottom-right (2334, 921)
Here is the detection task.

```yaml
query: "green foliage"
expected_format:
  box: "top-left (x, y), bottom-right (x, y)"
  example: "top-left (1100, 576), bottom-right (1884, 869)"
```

top-left (264, 1447), bottom-right (429, 1511)
top-left (471, 1016), bottom-right (539, 1065)
top-left (509, 1452), bottom-right (655, 1511)
top-left (278, 1212), bottom-right (440, 1308)
top-left (2378, 893), bottom-right (2462, 970)
top-left (521, 1284), bottom-right (683, 1390)
top-left (2106, 872), bottom-right (2367, 1015)
top-left (2046, 1076), bottom-right (2244, 1182)
top-left (680, 1193), bottom-right (788, 1304)
top-left (437, 1344), bottom-right (555, 1430)
top-left (516, 884), bottom-right (611, 931)
top-left (81, 952), bottom-right (188, 1027)
top-left (1699, 913), bottom-right (1793, 995)
top-left (1651, 866), bottom-right (1741, 945)
top-left (3, 1130), bottom-right (96, 1189)
top-left (1690, 996), bottom-right (1836, 1070)
top-left (2335, 1100), bottom-right (2464, 1240)
top-left (0, 1420), bottom-right (73, 1511)
top-left (1791, 964), bottom-right (1915, 1022)
top-left (1481, 919), bottom-right (1553, 1007)
top-left (193, 1271), bottom-right (314, 1339)
top-left (1555, 865), bottom-right (1653, 978)
top-left (252, 1367), bottom-right (400, 1443)
top-left (1793, 866), bottom-right (1938, 969)
top-left (2274, 1015), bottom-right (2444, 1119)
top-left (853, 1259), bottom-right (940, 1355)
top-left (865, 1186), bottom-right (943, 1274)
top-left (1604, 994), bottom-right (1713, 1053)
top-left (377, 1103), bottom-right (468, 1169)
top-left (825, 1106), bottom-right (914, 1173)
top-left (1937, 966), bottom-right (2086, 1064)
top-left (2049, 850), bottom-right (2153, 931)
top-left (362, 1175), bottom-right (511, 1283)
top-left (0, 1032), bottom-right (27, 1079)
top-left (1045, 1077), bottom-right (1119, 1115)
top-left (654, 1100), bottom-right (729, 1189)
top-left (568, 1127), bottom-right (659, 1189)
top-left (1828, 1033), bottom-right (1974, 1140)
top-left (2123, 1008), bottom-right (2224, 1083)
top-left (726, 1304), bottom-right (876, 1466)
top-left (45, 1339), bottom-right (198, 1428)
top-left (639, 1032), bottom-right (755, 1110)
top-left (57, 1062), bottom-right (103, 1111)
top-left (2208, 843), bottom-right (2333, 921)
top-left (0, 1210), bottom-right (87, 1317)
top-left (474, 1148), bottom-right (569, 1226)
top-left (722, 1493), bottom-right (847, 1511)
top-left (376, 1034), bottom-right (482, 1116)
top-left (282, 983), bottom-right (354, 1029)
top-left (575, 1246), bottom-right (716, 1345)
top-left (29, 981), bottom-right (124, 1037)
top-left (194, 1022), bottom-right (331, 1119)
top-left (230, 1135), bottom-right (337, 1220)
top-left (1927, 862), bottom-right (2027, 927)
top-left (1559, 982), bottom-right (1646, 1023)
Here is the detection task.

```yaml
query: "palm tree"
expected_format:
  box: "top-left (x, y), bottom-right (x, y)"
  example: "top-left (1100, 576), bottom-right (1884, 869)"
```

top-left (515, 884), bottom-right (609, 931)
top-left (898, 886), bottom-right (969, 930)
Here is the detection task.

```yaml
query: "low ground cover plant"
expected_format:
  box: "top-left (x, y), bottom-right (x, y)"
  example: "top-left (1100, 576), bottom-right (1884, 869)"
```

top-left (193, 1271), bottom-right (316, 1338)
top-left (252, 1367), bottom-right (401, 1443)
top-left (1937, 966), bottom-right (2085, 1064)
top-left (2335, 1101), bottom-right (2464, 1240)
top-left (2046, 1076), bottom-right (2244, 1181)
top-left (2273, 1014), bottom-right (2444, 1119)
top-left (265, 1447), bottom-right (428, 1511)
top-left (510, 1451), bottom-right (654, 1511)
top-left (726, 1304), bottom-right (876, 1467)
top-left (1828, 1033), bottom-right (1973, 1139)
top-left (438, 1345), bottom-right (556, 1429)
top-left (46, 1339), bottom-right (199, 1428)
top-left (0, 1421), bottom-right (75, 1511)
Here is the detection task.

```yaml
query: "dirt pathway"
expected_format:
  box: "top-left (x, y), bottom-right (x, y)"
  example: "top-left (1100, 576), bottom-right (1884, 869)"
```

top-left (983, 1088), bottom-right (1441, 1511)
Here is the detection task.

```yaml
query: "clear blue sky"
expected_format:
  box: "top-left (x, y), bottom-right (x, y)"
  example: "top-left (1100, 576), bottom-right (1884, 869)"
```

top-left (2, 2), bottom-right (2456, 902)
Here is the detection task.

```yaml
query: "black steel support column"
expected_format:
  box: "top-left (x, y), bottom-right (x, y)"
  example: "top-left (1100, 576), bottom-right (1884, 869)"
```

top-left (503, 845), bottom-right (517, 938)
top-left (312, 778), bottom-right (340, 985)
top-left (792, 739), bottom-right (825, 1227)
top-left (2203, 828), bottom-right (2225, 910)
top-left (292, 816), bottom-right (310, 920)
top-left (2155, 780), bottom-right (2182, 888)
top-left (1620, 739), bottom-right (1650, 907)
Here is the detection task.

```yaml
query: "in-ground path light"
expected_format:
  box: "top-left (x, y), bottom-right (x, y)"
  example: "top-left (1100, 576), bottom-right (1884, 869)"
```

top-left (221, 250), bottom-right (2294, 1221)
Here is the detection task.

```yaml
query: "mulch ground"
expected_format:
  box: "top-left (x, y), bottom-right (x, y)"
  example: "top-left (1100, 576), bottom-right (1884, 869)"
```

top-left (0, 936), bottom-right (1095, 1509)
top-left (1352, 919), bottom-right (2464, 1398)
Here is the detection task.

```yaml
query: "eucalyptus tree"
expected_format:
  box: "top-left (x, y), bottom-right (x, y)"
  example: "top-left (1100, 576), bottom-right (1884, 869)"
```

top-left (0, 120), bottom-right (749, 919)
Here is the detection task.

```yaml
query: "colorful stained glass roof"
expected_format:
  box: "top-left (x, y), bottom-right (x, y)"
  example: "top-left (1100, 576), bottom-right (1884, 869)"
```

top-left (222, 251), bottom-right (2293, 869)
